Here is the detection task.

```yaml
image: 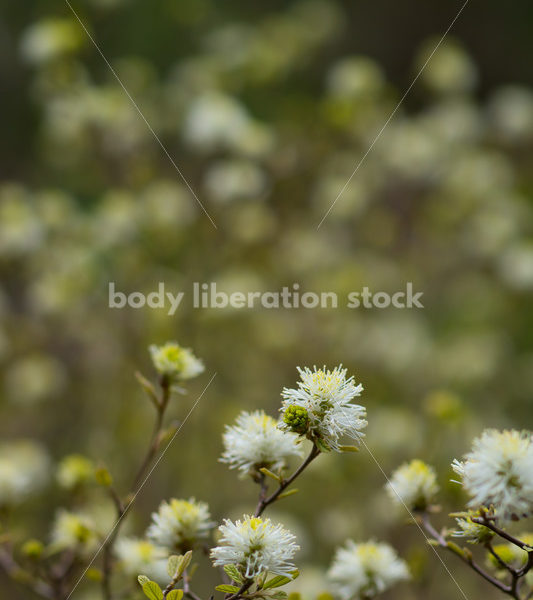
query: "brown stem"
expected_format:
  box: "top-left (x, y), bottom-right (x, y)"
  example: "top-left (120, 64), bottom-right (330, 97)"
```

top-left (101, 378), bottom-right (171, 600)
top-left (254, 445), bottom-right (320, 518)
top-left (419, 513), bottom-right (513, 596)
top-left (0, 545), bottom-right (55, 599)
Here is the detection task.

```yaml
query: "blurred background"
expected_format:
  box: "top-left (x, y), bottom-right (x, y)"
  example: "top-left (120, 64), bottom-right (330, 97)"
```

top-left (1, 0), bottom-right (533, 599)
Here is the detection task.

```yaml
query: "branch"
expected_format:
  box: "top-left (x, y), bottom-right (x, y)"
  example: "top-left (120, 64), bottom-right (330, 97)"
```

top-left (419, 513), bottom-right (513, 596)
top-left (0, 545), bottom-right (55, 599)
top-left (254, 444), bottom-right (320, 517)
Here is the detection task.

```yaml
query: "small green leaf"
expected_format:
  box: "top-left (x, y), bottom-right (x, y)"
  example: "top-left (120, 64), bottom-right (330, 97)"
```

top-left (94, 466), bottom-right (113, 487)
top-left (142, 581), bottom-right (164, 600)
top-left (259, 467), bottom-right (281, 482)
top-left (167, 591), bottom-right (184, 600)
top-left (178, 550), bottom-right (193, 577)
top-left (215, 584), bottom-right (240, 593)
top-left (168, 555), bottom-right (180, 577)
top-left (263, 571), bottom-right (298, 589)
top-left (269, 592), bottom-right (288, 600)
top-left (277, 489), bottom-right (299, 501)
top-left (314, 439), bottom-right (331, 453)
top-left (224, 564), bottom-right (244, 584)
top-left (138, 575), bottom-right (150, 586)
top-left (339, 445), bottom-right (359, 453)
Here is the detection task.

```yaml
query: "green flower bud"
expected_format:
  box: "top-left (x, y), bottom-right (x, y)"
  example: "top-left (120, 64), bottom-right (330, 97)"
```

top-left (283, 405), bottom-right (309, 435)
top-left (21, 539), bottom-right (44, 560)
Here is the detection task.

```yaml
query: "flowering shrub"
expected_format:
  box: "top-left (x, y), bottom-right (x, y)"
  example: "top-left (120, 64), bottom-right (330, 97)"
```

top-left (388, 430), bottom-right (533, 599)
top-left (0, 344), bottom-right (414, 600)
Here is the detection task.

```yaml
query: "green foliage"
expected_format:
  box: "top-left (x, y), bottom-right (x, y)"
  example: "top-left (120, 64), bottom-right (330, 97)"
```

top-left (141, 581), bottom-right (164, 600)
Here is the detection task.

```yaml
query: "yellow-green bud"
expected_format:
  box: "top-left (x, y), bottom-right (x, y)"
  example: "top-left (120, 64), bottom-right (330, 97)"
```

top-left (283, 405), bottom-right (309, 434)
top-left (21, 540), bottom-right (44, 559)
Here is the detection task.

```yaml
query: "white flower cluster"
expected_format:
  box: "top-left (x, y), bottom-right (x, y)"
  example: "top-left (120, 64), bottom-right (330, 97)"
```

top-left (210, 516), bottom-right (299, 579)
top-left (280, 366), bottom-right (367, 452)
top-left (452, 429), bottom-right (533, 522)
top-left (386, 459), bottom-right (439, 511)
top-left (50, 510), bottom-right (98, 555)
top-left (115, 537), bottom-right (168, 582)
top-left (328, 540), bottom-right (409, 599)
top-left (221, 410), bottom-right (303, 477)
top-left (149, 342), bottom-right (204, 382)
top-left (147, 498), bottom-right (214, 551)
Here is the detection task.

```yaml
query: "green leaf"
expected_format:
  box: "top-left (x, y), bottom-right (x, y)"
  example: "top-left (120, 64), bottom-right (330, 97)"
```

top-left (314, 438), bottom-right (331, 453)
top-left (259, 467), bottom-right (281, 482)
top-left (263, 571), bottom-right (299, 589)
top-left (269, 592), bottom-right (288, 600)
top-left (215, 584), bottom-right (240, 593)
top-left (168, 555), bottom-right (180, 577)
top-left (167, 591), bottom-right (184, 600)
top-left (142, 581), bottom-right (164, 600)
top-left (339, 445), bottom-right (359, 453)
top-left (138, 575), bottom-right (150, 586)
top-left (223, 564), bottom-right (244, 584)
top-left (277, 489), bottom-right (299, 501)
top-left (178, 550), bottom-right (193, 577)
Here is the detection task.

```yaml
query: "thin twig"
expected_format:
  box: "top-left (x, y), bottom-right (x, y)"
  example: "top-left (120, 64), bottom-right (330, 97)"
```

top-left (254, 445), bottom-right (320, 517)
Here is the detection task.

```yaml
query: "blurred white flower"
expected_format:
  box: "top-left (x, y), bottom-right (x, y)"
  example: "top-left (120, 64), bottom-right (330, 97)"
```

top-left (147, 498), bottom-right (214, 551)
top-left (488, 86), bottom-right (533, 142)
top-left (328, 540), bottom-right (409, 599)
top-left (149, 342), bottom-right (204, 382)
top-left (280, 366), bottom-right (367, 452)
top-left (50, 510), bottom-right (98, 554)
top-left (417, 38), bottom-right (477, 95)
top-left (327, 57), bottom-right (384, 99)
top-left (20, 18), bottom-right (82, 64)
top-left (221, 410), bottom-right (303, 477)
top-left (0, 441), bottom-right (50, 507)
top-left (183, 93), bottom-right (250, 152)
top-left (211, 515), bottom-right (299, 579)
top-left (386, 459), bottom-right (439, 511)
top-left (115, 537), bottom-right (168, 582)
top-left (204, 160), bottom-right (268, 204)
top-left (5, 354), bottom-right (66, 406)
top-left (57, 454), bottom-right (94, 490)
top-left (452, 429), bottom-right (533, 522)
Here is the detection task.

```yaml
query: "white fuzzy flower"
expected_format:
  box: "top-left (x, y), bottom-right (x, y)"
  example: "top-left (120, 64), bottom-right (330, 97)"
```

top-left (221, 410), bottom-right (303, 477)
top-left (280, 366), bottom-right (367, 452)
top-left (147, 498), bottom-right (214, 551)
top-left (115, 537), bottom-right (168, 582)
top-left (50, 510), bottom-right (98, 555)
top-left (0, 441), bottom-right (50, 507)
top-left (149, 342), bottom-right (204, 382)
top-left (328, 540), bottom-right (409, 599)
top-left (386, 459), bottom-right (439, 510)
top-left (211, 516), bottom-right (299, 579)
top-left (452, 429), bottom-right (533, 522)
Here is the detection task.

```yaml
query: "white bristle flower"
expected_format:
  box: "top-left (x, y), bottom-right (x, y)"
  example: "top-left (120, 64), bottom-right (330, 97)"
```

top-left (386, 459), bottom-right (439, 511)
top-left (452, 429), bottom-right (533, 523)
top-left (147, 498), bottom-right (214, 551)
top-left (280, 366), bottom-right (367, 452)
top-left (328, 540), bottom-right (409, 599)
top-left (50, 510), bottom-right (98, 555)
top-left (210, 516), bottom-right (299, 579)
top-left (115, 537), bottom-right (168, 582)
top-left (149, 342), bottom-right (204, 382)
top-left (220, 410), bottom-right (303, 477)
